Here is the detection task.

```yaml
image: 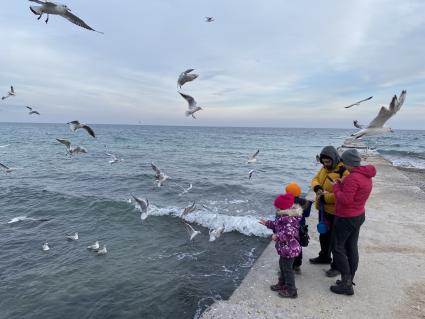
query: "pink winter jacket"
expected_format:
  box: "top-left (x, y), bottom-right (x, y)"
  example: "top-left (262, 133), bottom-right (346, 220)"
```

top-left (332, 165), bottom-right (376, 217)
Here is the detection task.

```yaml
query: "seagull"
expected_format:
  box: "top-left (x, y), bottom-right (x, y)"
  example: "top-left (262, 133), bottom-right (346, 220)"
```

top-left (201, 204), bottom-right (213, 211)
top-left (209, 225), bottom-right (224, 242)
top-left (353, 120), bottom-right (365, 129)
top-left (351, 90), bottom-right (407, 139)
top-left (66, 232), bottom-right (78, 241)
top-left (179, 92), bottom-right (203, 119)
top-left (177, 183), bottom-right (193, 196)
top-left (131, 195), bottom-right (149, 220)
top-left (248, 170), bottom-right (254, 179)
top-left (247, 150), bottom-right (259, 163)
top-left (205, 17), bottom-right (215, 22)
top-left (106, 152), bottom-right (123, 164)
top-left (344, 96), bottom-right (373, 109)
top-left (87, 240), bottom-right (99, 250)
top-left (177, 69), bottom-right (199, 88)
top-left (184, 222), bottom-right (201, 241)
top-left (42, 242), bottom-right (50, 251)
top-left (67, 120), bottom-right (95, 138)
top-left (0, 144), bottom-right (9, 148)
top-left (96, 245), bottom-right (107, 255)
top-left (56, 138), bottom-right (87, 156)
top-left (29, 0), bottom-right (103, 33)
top-left (0, 163), bottom-right (15, 173)
top-left (1, 86), bottom-right (15, 100)
top-left (181, 201), bottom-right (196, 218)
top-left (26, 106), bottom-right (40, 115)
top-left (151, 163), bottom-right (169, 187)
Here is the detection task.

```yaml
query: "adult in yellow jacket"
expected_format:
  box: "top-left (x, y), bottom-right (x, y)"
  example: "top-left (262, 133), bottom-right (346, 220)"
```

top-left (310, 146), bottom-right (349, 272)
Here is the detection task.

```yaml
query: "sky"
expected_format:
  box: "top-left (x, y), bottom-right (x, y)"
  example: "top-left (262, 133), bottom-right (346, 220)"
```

top-left (0, 0), bottom-right (424, 129)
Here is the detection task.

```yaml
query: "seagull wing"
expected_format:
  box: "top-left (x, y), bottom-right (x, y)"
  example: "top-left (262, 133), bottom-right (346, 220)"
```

top-left (344, 96), bottom-right (373, 109)
top-left (56, 138), bottom-right (71, 148)
top-left (33, 111), bottom-right (40, 115)
top-left (68, 121), bottom-right (79, 132)
top-left (151, 163), bottom-right (161, 177)
top-left (62, 10), bottom-right (102, 33)
top-left (0, 162), bottom-right (10, 170)
top-left (10, 86), bottom-right (14, 94)
top-left (82, 124), bottom-right (95, 138)
top-left (183, 222), bottom-right (195, 235)
top-left (250, 149), bottom-right (260, 159)
top-left (367, 91), bottom-right (406, 128)
top-left (179, 92), bottom-right (196, 109)
top-left (28, 0), bottom-right (46, 4)
top-left (184, 69), bottom-right (195, 74)
top-left (131, 195), bottom-right (148, 212)
top-left (26, 106), bottom-right (32, 111)
top-left (353, 120), bottom-right (363, 129)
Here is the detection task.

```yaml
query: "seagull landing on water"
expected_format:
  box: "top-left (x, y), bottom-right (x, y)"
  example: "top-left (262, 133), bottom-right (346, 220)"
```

top-left (96, 245), bottom-right (107, 255)
top-left (42, 242), bottom-right (50, 251)
top-left (205, 17), bottom-right (215, 22)
top-left (106, 152), bottom-right (123, 164)
top-left (26, 106), bottom-right (40, 115)
top-left (247, 150), bottom-right (259, 164)
top-left (87, 241), bottom-right (99, 250)
top-left (151, 163), bottom-right (169, 187)
top-left (66, 232), bottom-right (78, 241)
top-left (179, 92), bottom-right (203, 119)
top-left (56, 138), bottom-right (87, 156)
top-left (178, 69), bottom-right (198, 89)
top-left (351, 90), bottom-right (407, 139)
top-left (344, 96), bottom-right (373, 109)
top-left (131, 195), bottom-right (149, 220)
top-left (209, 225), bottom-right (224, 242)
top-left (1, 86), bottom-right (15, 100)
top-left (67, 121), bottom-right (95, 138)
top-left (184, 222), bottom-right (201, 241)
top-left (29, 0), bottom-right (103, 33)
top-left (353, 120), bottom-right (365, 129)
top-left (181, 201), bottom-right (196, 218)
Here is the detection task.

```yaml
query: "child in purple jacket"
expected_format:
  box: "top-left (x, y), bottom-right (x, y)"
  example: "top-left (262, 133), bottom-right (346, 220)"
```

top-left (259, 193), bottom-right (302, 298)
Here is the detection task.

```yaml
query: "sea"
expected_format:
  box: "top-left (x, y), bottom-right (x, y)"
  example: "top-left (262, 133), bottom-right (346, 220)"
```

top-left (0, 123), bottom-right (424, 319)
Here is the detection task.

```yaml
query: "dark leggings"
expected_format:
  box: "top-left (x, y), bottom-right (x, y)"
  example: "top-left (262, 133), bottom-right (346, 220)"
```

top-left (332, 214), bottom-right (365, 279)
top-left (279, 257), bottom-right (295, 288)
top-left (319, 212), bottom-right (335, 260)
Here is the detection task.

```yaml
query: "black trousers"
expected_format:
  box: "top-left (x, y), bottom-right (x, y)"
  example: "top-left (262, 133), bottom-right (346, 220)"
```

top-left (279, 257), bottom-right (296, 288)
top-left (319, 212), bottom-right (335, 260)
top-left (332, 214), bottom-right (365, 279)
top-left (293, 250), bottom-right (302, 268)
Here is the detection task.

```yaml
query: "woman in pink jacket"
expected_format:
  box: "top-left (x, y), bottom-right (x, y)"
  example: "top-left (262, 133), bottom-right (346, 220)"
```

top-left (330, 149), bottom-right (376, 295)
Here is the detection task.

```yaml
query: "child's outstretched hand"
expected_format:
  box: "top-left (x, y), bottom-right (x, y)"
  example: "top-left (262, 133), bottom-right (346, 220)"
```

top-left (258, 219), bottom-right (267, 226)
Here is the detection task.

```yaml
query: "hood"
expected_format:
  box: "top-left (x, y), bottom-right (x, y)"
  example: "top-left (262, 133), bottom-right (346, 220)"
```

top-left (352, 165), bottom-right (376, 178)
top-left (276, 205), bottom-right (302, 217)
top-left (320, 146), bottom-right (340, 169)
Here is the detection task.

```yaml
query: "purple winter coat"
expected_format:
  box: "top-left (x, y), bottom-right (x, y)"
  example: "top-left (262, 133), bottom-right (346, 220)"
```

top-left (265, 206), bottom-right (302, 258)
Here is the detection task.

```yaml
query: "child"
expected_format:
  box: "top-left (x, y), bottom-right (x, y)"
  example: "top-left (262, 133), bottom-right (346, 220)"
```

top-left (259, 192), bottom-right (302, 298)
top-left (285, 182), bottom-right (314, 274)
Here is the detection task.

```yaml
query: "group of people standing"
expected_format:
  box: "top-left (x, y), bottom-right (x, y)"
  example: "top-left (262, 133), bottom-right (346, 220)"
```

top-left (259, 145), bottom-right (376, 298)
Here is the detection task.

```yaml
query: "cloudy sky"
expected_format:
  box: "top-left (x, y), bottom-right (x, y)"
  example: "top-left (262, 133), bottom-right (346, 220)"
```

top-left (0, 0), bottom-right (424, 129)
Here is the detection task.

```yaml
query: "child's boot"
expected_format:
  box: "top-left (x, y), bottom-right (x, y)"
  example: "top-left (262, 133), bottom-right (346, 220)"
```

top-left (278, 286), bottom-right (298, 298)
top-left (270, 278), bottom-right (286, 291)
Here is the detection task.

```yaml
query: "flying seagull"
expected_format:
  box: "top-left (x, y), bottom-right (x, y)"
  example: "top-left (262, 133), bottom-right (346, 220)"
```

top-left (67, 121), bottom-right (95, 138)
top-left (151, 163), bottom-right (169, 187)
top-left (29, 0), bottom-right (103, 33)
top-left (96, 245), bottom-right (107, 255)
top-left (1, 86), bottom-right (15, 100)
top-left (184, 222), bottom-right (201, 241)
top-left (179, 92), bottom-right (203, 119)
top-left (26, 106), bottom-right (40, 115)
top-left (42, 242), bottom-right (50, 251)
top-left (248, 170), bottom-right (254, 180)
top-left (131, 195), bottom-right (149, 220)
top-left (351, 90), bottom-right (407, 139)
top-left (205, 17), bottom-right (215, 22)
top-left (181, 201), bottom-right (196, 218)
top-left (56, 138), bottom-right (87, 156)
top-left (247, 149), bottom-right (259, 163)
top-left (177, 69), bottom-right (199, 88)
top-left (177, 183), bottom-right (192, 196)
top-left (105, 152), bottom-right (123, 164)
top-left (353, 120), bottom-right (365, 129)
top-left (344, 96), bottom-right (373, 109)
top-left (209, 225), bottom-right (224, 242)
top-left (66, 232), bottom-right (79, 241)
top-left (0, 162), bottom-right (16, 173)
top-left (87, 241), bottom-right (100, 250)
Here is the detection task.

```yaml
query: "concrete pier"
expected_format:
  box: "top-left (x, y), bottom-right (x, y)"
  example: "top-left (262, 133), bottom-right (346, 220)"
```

top-left (202, 154), bottom-right (425, 319)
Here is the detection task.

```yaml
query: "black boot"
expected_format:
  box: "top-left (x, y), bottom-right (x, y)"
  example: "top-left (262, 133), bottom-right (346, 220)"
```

top-left (330, 274), bottom-right (354, 295)
top-left (270, 278), bottom-right (286, 291)
top-left (278, 286), bottom-right (298, 298)
top-left (309, 255), bottom-right (332, 264)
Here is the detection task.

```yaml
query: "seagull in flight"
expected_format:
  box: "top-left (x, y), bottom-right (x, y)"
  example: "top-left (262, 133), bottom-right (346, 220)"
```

top-left (87, 241), bottom-right (100, 250)
top-left (179, 92), bottom-right (203, 119)
top-left (29, 0), bottom-right (103, 33)
top-left (0, 162), bottom-right (17, 173)
top-left (205, 17), bottom-right (215, 22)
top-left (26, 106), bottom-right (40, 115)
top-left (42, 242), bottom-right (50, 251)
top-left (1, 86), bottom-right (15, 100)
top-left (209, 225), bottom-right (224, 242)
top-left (105, 152), bottom-right (123, 164)
top-left (247, 150), bottom-right (259, 163)
top-left (66, 232), bottom-right (78, 241)
top-left (67, 120), bottom-right (95, 138)
top-left (353, 120), bottom-right (365, 129)
top-left (184, 222), bottom-right (201, 241)
top-left (151, 163), bottom-right (169, 187)
top-left (96, 245), bottom-right (107, 255)
top-left (344, 96), bottom-right (373, 109)
top-left (181, 201), bottom-right (196, 218)
top-left (131, 195), bottom-right (149, 220)
top-left (351, 90), bottom-right (407, 139)
top-left (177, 183), bottom-right (192, 196)
top-left (56, 138), bottom-right (87, 156)
top-left (248, 170), bottom-right (254, 180)
top-left (177, 69), bottom-right (199, 88)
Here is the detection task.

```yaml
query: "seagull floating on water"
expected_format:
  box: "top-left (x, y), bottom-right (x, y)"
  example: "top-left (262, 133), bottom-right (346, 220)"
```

top-left (87, 240), bottom-right (100, 250)
top-left (106, 152), bottom-right (123, 164)
top-left (1, 86), bottom-right (15, 100)
top-left (131, 195), bottom-right (149, 220)
top-left (247, 150), bottom-right (259, 163)
top-left (96, 245), bottom-right (107, 255)
top-left (42, 242), bottom-right (50, 251)
top-left (178, 69), bottom-right (199, 88)
top-left (56, 138), bottom-right (87, 156)
top-left (0, 144), bottom-right (9, 148)
top-left (179, 92), bottom-right (203, 119)
top-left (66, 232), bottom-right (78, 241)
top-left (184, 222), bottom-right (201, 241)
top-left (181, 201), bottom-right (196, 218)
top-left (26, 106), bottom-right (40, 115)
top-left (67, 120), bottom-right (95, 138)
top-left (344, 96), bottom-right (373, 109)
top-left (209, 225), bottom-right (224, 242)
top-left (151, 163), bottom-right (169, 187)
top-left (205, 17), bottom-right (215, 22)
top-left (351, 90), bottom-right (407, 139)
top-left (29, 0), bottom-right (103, 33)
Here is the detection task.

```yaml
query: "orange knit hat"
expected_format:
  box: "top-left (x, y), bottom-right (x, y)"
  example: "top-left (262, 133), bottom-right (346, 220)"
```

top-left (285, 182), bottom-right (301, 197)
